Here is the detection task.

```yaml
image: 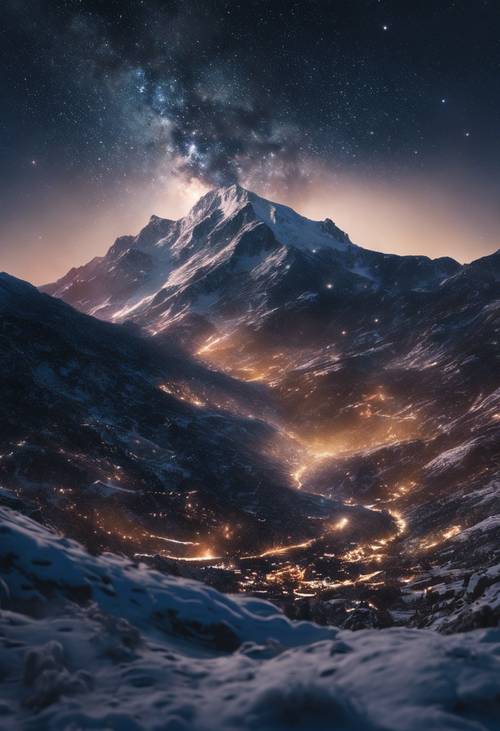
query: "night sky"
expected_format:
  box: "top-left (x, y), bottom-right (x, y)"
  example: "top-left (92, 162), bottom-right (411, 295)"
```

top-left (2, 0), bottom-right (500, 282)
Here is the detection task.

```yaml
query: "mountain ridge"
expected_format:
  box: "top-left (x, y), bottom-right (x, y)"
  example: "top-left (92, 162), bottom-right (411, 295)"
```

top-left (42, 185), bottom-right (466, 337)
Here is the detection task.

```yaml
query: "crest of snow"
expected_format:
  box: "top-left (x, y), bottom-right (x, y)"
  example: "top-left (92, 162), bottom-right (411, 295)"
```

top-left (424, 438), bottom-right (479, 474)
top-left (0, 506), bottom-right (332, 649)
top-left (248, 188), bottom-right (351, 253)
top-left (111, 293), bottom-right (157, 321)
top-left (87, 481), bottom-right (134, 496)
top-left (469, 387), bottom-right (500, 414)
top-left (454, 514), bottom-right (500, 541)
top-left (247, 246), bottom-right (289, 289)
top-left (391, 341), bottom-right (447, 371)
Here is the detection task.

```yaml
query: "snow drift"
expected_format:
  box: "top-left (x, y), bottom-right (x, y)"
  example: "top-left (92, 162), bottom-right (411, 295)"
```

top-left (1, 505), bottom-right (500, 731)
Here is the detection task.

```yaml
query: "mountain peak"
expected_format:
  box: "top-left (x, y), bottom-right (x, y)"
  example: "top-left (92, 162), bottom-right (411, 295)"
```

top-left (186, 183), bottom-right (353, 255)
top-left (43, 180), bottom-right (464, 333)
top-left (188, 183), bottom-right (251, 222)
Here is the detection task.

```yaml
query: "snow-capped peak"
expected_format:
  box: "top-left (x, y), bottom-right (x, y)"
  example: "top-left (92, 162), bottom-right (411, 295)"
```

top-left (42, 183), bottom-right (460, 333)
top-left (185, 183), bottom-right (352, 253)
top-left (189, 183), bottom-right (251, 220)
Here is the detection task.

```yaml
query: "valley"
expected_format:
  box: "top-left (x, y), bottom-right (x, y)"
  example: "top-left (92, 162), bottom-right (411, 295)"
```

top-left (10, 183), bottom-right (494, 632)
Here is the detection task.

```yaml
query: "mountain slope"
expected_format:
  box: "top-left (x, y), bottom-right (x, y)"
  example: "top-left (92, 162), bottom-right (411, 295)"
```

top-left (0, 272), bottom-right (390, 564)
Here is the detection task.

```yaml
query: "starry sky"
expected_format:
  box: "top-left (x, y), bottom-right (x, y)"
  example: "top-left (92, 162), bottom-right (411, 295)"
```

top-left (2, 0), bottom-right (500, 283)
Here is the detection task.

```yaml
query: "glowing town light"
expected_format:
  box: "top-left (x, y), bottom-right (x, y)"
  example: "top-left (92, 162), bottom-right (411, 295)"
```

top-left (198, 549), bottom-right (216, 560)
top-left (442, 525), bottom-right (461, 540)
top-left (291, 463), bottom-right (308, 490)
top-left (357, 570), bottom-right (382, 583)
top-left (196, 335), bottom-right (225, 355)
top-left (242, 538), bottom-right (316, 560)
top-left (333, 517), bottom-right (349, 530)
top-left (389, 510), bottom-right (407, 534)
top-left (163, 550), bottom-right (221, 562)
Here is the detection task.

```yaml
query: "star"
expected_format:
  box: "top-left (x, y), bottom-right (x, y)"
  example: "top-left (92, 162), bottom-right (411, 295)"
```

top-left (382, 25), bottom-right (388, 31)
top-left (441, 98), bottom-right (446, 104)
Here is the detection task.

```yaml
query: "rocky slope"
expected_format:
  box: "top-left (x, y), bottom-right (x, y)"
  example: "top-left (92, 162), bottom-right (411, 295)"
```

top-left (0, 272), bottom-right (390, 564)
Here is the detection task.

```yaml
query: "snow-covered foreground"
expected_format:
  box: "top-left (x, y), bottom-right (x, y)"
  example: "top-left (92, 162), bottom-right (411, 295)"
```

top-left (1, 506), bottom-right (500, 731)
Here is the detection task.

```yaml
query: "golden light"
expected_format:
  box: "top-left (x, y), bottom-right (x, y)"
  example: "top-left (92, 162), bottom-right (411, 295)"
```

top-left (333, 517), bottom-right (349, 530)
top-left (388, 510), bottom-right (407, 535)
top-left (242, 538), bottom-right (316, 560)
top-left (442, 525), bottom-right (461, 540)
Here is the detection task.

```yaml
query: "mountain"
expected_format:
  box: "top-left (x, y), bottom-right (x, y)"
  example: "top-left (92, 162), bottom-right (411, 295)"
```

top-left (43, 184), bottom-right (459, 342)
top-left (40, 185), bottom-right (500, 630)
top-left (0, 271), bottom-right (390, 566)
